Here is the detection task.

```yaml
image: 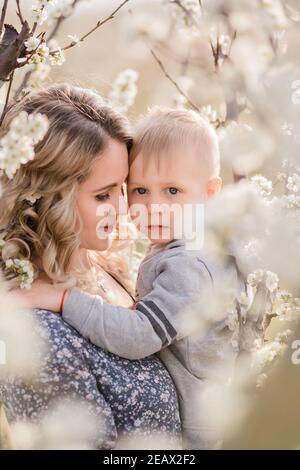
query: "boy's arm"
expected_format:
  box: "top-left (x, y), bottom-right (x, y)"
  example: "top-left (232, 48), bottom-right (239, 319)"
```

top-left (62, 253), bottom-right (213, 360)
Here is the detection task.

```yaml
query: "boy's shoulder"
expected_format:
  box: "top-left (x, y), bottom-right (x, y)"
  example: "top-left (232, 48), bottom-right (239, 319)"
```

top-left (141, 239), bottom-right (214, 283)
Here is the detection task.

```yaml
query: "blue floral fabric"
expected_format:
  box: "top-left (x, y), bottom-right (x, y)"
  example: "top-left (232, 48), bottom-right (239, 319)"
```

top-left (0, 310), bottom-right (181, 449)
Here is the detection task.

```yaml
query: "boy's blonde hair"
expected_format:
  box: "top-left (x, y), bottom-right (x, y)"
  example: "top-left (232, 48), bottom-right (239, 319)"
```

top-left (130, 107), bottom-right (220, 178)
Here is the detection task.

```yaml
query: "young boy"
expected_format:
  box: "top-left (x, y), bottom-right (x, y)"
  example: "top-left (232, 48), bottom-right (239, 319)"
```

top-left (33, 108), bottom-right (242, 448)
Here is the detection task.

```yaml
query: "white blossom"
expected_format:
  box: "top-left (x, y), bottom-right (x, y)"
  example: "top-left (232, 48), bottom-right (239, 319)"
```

top-left (25, 36), bottom-right (40, 52)
top-left (282, 194), bottom-right (300, 209)
top-left (251, 175), bottom-right (273, 196)
top-left (247, 270), bottom-right (264, 287)
top-left (31, 1), bottom-right (50, 25)
top-left (47, 0), bottom-right (74, 20)
top-left (31, 0), bottom-right (74, 25)
top-left (0, 112), bottom-right (49, 179)
top-left (67, 34), bottom-right (81, 46)
top-left (170, 0), bottom-right (201, 29)
top-left (219, 34), bottom-right (231, 56)
top-left (5, 258), bottom-right (35, 289)
top-left (252, 340), bottom-right (286, 373)
top-left (108, 69), bottom-right (139, 113)
top-left (24, 192), bottom-right (42, 204)
top-left (287, 173), bottom-right (300, 193)
top-left (30, 43), bottom-right (50, 65)
top-left (200, 105), bottom-right (218, 123)
top-left (49, 47), bottom-right (65, 66)
top-left (265, 270), bottom-right (279, 292)
top-left (31, 63), bottom-right (52, 82)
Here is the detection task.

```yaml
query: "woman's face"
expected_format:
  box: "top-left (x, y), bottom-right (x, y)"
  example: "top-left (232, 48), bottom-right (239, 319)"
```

top-left (76, 138), bottom-right (129, 251)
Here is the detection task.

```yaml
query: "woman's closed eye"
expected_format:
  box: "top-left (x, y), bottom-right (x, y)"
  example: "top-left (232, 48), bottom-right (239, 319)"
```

top-left (95, 192), bottom-right (110, 202)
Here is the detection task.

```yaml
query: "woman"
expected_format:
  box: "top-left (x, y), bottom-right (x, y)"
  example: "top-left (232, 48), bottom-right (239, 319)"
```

top-left (0, 84), bottom-right (181, 449)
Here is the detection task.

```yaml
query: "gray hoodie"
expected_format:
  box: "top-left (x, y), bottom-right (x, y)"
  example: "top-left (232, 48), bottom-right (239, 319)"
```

top-left (62, 239), bottom-right (242, 449)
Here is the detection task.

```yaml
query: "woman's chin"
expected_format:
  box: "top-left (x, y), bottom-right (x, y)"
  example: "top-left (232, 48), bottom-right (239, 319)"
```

top-left (87, 236), bottom-right (112, 252)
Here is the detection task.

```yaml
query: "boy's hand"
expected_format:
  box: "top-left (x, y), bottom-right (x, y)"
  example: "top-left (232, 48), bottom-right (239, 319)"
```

top-left (12, 280), bottom-right (68, 313)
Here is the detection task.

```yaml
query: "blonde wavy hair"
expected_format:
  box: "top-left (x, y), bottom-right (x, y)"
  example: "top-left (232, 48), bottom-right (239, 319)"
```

top-left (0, 83), bottom-right (134, 292)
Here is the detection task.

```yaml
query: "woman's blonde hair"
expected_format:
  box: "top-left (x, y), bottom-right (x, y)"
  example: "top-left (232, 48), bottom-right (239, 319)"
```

top-left (0, 83), bottom-right (133, 290)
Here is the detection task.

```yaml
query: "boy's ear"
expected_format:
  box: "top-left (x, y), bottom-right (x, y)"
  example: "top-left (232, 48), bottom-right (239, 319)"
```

top-left (206, 177), bottom-right (222, 199)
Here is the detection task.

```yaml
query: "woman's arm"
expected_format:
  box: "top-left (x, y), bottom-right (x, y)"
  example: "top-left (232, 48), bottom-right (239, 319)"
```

top-left (14, 254), bottom-right (213, 360)
top-left (13, 279), bottom-right (68, 313)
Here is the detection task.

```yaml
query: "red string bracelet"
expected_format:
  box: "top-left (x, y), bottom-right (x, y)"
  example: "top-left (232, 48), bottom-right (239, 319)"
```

top-left (59, 289), bottom-right (68, 313)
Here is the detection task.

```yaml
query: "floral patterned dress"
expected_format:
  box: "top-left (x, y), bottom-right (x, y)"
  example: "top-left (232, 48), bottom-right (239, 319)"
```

top-left (0, 309), bottom-right (182, 449)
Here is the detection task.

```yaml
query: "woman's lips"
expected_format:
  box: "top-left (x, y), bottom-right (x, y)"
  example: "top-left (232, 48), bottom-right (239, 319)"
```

top-left (103, 225), bottom-right (114, 233)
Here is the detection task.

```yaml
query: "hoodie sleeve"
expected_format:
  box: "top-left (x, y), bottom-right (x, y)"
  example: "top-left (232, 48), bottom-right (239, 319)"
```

top-left (62, 252), bottom-right (213, 360)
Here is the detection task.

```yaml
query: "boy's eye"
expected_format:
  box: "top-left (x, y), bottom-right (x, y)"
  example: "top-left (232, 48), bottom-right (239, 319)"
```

top-left (167, 187), bottom-right (179, 195)
top-left (95, 193), bottom-right (110, 202)
top-left (134, 188), bottom-right (147, 195)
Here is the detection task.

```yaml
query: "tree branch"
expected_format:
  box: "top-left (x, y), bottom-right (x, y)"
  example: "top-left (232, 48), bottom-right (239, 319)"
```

top-left (47, 0), bottom-right (80, 41)
top-left (0, 21), bottom-right (30, 81)
top-left (0, 0), bottom-right (9, 37)
top-left (170, 0), bottom-right (200, 29)
top-left (14, 69), bottom-right (31, 100)
top-left (0, 70), bottom-right (14, 126)
top-left (150, 49), bottom-right (200, 112)
top-left (16, 0), bottom-right (25, 26)
top-left (50, 0), bottom-right (130, 54)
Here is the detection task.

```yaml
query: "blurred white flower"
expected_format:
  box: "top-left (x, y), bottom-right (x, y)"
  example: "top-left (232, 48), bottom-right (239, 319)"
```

top-left (49, 47), bottom-right (65, 66)
top-left (31, 0), bottom-right (74, 25)
top-left (30, 43), bottom-right (50, 65)
top-left (31, 7), bottom-right (48, 25)
top-left (0, 111), bottom-right (49, 179)
top-left (265, 271), bottom-right (279, 292)
top-left (260, 0), bottom-right (288, 30)
top-left (201, 104), bottom-right (218, 123)
top-left (0, 279), bottom-right (46, 380)
top-left (219, 34), bottom-right (231, 55)
top-left (251, 340), bottom-right (286, 373)
top-left (25, 36), bottom-right (40, 53)
top-left (248, 270), bottom-right (264, 287)
top-left (251, 175), bottom-right (273, 196)
top-left (170, 0), bottom-right (201, 30)
top-left (108, 69), bottom-right (139, 113)
top-left (5, 258), bottom-right (34, 289)
top-left (287, 173), bottom-right (300, 192)
top-left (24, 192), bottom-right (42, 205)
top-left (281, 122), bottom-right (294, 136)
top-left (47, 0), bottom-right (74, 20)
top-left (205, 180), bottom-right (270, 271)
top-left (67, 34), bottom-right (81, 46)
top-left (218, 122), bottom-right (275, 175)
top-left (31, 62), bottom-right (52, 82)
top-left (282, 194), bottom-right (300, 209)
top-left (210, 30), bottom-right (232, 64)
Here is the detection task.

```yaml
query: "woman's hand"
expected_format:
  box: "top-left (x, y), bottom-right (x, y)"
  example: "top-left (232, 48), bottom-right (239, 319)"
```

top-left (12, 280), bottom-right (69, 313)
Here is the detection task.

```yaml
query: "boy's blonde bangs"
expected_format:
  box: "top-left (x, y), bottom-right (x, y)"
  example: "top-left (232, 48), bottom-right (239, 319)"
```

top-left (130, 106), bottom-right (220, 177)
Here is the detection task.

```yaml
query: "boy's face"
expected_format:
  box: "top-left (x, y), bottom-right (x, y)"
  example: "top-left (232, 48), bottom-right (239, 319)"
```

top-left (127, 143), bottom-right (221, 245)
